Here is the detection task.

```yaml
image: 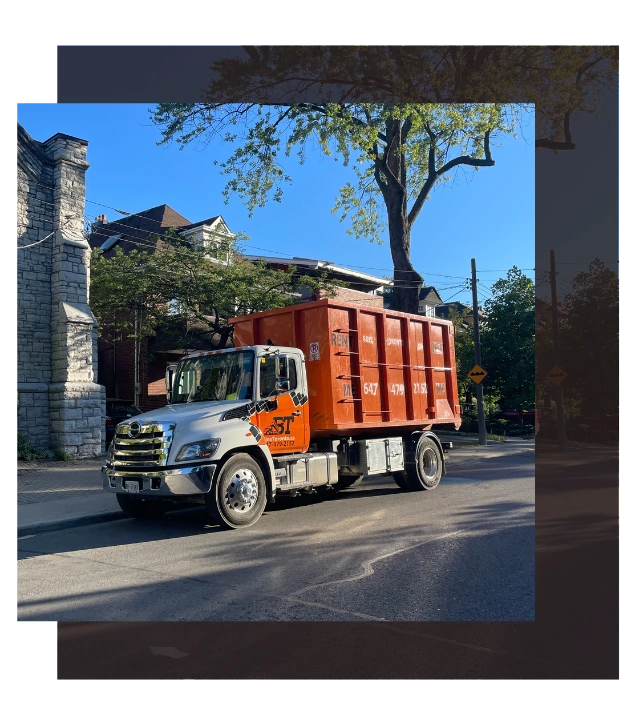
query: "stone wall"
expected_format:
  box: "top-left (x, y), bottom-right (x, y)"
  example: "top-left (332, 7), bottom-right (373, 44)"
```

top-left (17, 124), bottom-right (105, 457)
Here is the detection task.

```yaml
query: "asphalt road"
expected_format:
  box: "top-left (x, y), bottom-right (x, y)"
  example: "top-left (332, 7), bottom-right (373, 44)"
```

top-left (18, 451), bottom-right (534, 622)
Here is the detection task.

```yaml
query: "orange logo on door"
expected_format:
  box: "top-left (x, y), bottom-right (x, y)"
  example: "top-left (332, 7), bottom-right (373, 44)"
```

top-left (255, 392), bottom-right (308, 453)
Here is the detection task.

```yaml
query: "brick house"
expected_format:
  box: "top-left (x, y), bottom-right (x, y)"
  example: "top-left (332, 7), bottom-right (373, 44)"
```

top-left (17, 123), bottom-right (105, 457)
top-left (89, 205), bottom-right (390, 413)
top-left (89, 204), bottom-right (236, 411)
top-left (242, 254), bottom-right (389, 308)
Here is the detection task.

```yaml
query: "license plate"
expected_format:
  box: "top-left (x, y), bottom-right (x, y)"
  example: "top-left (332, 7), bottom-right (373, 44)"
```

top-left (126, 481), bottom-right (140, 493)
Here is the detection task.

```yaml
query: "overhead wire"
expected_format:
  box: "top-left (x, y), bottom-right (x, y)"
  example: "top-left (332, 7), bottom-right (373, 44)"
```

top-left (25, 179), bottom-right (523, 283)
top-left (22, 178), bottom-right (528, 288)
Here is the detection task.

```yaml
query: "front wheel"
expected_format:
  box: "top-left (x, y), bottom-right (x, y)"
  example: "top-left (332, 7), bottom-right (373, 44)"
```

top-left (116, 494), bottom-right (171, 519)
top-left (206, 453), bottom-right (267, 529)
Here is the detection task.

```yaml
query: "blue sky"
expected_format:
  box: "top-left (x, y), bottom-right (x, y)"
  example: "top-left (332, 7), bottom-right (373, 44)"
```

top-left (17, 103), bottom-right (535, 307)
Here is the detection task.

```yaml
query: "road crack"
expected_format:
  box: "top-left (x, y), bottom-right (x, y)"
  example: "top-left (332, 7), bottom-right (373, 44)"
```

top-left (290, 529), bottom-right (462, 599)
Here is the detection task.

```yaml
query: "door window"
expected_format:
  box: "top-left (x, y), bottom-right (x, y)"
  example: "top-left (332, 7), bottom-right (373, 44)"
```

top-left (259, 357), bottom-right (298, 398)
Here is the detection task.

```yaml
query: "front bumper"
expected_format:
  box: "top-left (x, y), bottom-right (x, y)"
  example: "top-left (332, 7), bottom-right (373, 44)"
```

top-left (102, 463), bottom-right (217, 497)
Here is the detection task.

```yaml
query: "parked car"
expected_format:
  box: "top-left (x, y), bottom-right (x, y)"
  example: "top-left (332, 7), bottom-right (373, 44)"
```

top-left (498, 408), bottom-right (535, 425)
top-left (105, 400), bottom-right (142, 444)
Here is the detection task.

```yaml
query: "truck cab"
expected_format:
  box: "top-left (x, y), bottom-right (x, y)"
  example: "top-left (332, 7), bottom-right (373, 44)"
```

top-left (103, 346), bottom-right (317, 528)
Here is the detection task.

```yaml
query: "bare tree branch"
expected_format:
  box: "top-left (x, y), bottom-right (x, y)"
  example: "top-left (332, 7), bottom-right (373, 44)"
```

top-left (408, 129), bottom-right (494, 227)
top-left (371, 145), bottom-right (388, 196)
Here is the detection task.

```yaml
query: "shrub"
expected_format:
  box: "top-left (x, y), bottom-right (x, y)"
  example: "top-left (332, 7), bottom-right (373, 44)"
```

top-left (18, 433), bottom-right (45, 461)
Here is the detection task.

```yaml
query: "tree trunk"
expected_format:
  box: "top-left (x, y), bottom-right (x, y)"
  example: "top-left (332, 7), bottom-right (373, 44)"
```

top-left (218, 326), bottom-right (232, 349)
top-left (385, 185), bottom-right (423, 313)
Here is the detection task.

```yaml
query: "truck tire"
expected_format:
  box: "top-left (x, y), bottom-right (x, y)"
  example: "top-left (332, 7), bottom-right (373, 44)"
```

top-left (393, 471), bottom-right (410, 489)
top-left (334, 473), bottom-right (364, 490)
top-left (116, 494), bottom-right (171, 519)
top-left (206, 453), bottom-right (267, 529)
top-left (395, 435), bottom-right (443, 491)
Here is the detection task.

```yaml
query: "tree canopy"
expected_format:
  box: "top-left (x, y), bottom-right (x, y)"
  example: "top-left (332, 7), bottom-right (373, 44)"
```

top-left (152, 101), bottom-right (519, 312)
top-left (447, 304), bottom-right (475, 402)
top-left (561, 259), bottom-right (618, 418)
top-left (90, 229), bottom-right (330, 349)
top-left (479, 267), bottom-right (535, 417)
top-left (151, 47), bottom-right (617, 313)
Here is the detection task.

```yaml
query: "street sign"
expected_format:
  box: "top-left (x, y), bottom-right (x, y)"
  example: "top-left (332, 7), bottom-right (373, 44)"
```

top-left (546, 365), bottom-right (567, 386)
top-left (468, 364), bottom-right (488, 383)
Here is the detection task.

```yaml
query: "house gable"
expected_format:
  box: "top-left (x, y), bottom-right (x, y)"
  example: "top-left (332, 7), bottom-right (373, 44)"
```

top-left (178, 215), bottom-right (235, 264)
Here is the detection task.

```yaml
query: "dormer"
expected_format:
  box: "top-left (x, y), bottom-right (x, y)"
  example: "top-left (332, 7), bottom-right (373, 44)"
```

top-left (178, 215), bottom-right (235, 265)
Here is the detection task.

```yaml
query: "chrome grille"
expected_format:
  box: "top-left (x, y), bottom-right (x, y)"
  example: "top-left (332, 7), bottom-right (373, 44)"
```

top-left (112, 421), bottom-right (175, 468)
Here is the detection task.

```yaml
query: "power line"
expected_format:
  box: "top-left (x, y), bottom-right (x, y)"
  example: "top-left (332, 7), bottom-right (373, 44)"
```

top-left (90, 215), bottom-right (479, 281)
top-left (440, 287), bottom-right (469, 304)
top-left (23, 178), bottom-right (526, 284)
top-left (88, 221), bottom-right (488, 289)
top-left (22, 180), bottom-right (511, 281)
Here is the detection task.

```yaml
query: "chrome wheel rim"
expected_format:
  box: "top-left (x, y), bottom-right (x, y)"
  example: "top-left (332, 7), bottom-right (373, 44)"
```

top-left (225, 468), bottom-right (259, 513)
top-left (419, 448), bottom-right (438, 482)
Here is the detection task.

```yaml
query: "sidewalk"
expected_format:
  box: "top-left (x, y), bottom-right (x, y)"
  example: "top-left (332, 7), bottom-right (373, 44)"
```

top-left (18, 456), bottom-right (124, 536)
top-left (447, 438), bottom-right (534, 465)
top-left (17, 438), bottom-right (535, 536)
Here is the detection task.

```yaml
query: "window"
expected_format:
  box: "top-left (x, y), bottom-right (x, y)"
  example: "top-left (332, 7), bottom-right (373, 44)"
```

top-left (259, 356), bottom-right (298, 398)
top-left (205, 238), bottom-right (231, 264)
top-left (171, 351), bottom-right (254, 403)
top-left (168, 299), bottom-right (182, 315)
top-left (100, 233), bottom-right (122, 251)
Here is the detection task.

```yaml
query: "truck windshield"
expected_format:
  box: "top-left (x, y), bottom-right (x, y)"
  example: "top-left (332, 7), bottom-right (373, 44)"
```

top-left (171, 351), bottom-right (254, 404)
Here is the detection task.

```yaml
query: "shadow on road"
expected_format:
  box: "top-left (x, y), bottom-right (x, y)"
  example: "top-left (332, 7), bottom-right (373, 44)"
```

top-left (19, 500), bottom-right (535, 623)
top-left (18, 453), bottom-right (535, 562)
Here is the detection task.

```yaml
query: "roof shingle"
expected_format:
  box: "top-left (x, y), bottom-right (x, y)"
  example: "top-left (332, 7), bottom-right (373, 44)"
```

top-left (89, 204), bottom-right (192, 257)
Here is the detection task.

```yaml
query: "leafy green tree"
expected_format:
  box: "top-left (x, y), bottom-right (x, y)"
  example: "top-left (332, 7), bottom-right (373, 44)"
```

top-left (152, 102), bottom-right (520, 313)
top-left (561, 259), bottom-right (618, 418)
top-left (150, 47), bottom-right (617, 313)
top-left (447, 304), bottom-right (475, 402)
top-left (90, 229), bottom-right (330, 349)
top-left (480, 267), bottom-right (535, 426)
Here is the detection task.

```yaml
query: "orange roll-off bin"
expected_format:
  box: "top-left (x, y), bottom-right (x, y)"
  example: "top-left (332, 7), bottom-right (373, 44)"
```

top-left (231, 298), bottom-right (462, 439)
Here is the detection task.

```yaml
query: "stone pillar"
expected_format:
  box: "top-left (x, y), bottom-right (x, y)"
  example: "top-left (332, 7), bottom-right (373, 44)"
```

top-left (43, 134), bottom-right (106, 457)
top-left (17, 126), bottom-right (55, 451)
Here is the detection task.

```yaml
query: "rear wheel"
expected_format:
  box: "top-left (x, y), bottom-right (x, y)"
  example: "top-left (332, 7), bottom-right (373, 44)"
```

top-left (116, 494), bottom-right (171, 519)
top-left (393, 471), bottom-right (410, 489)
top-left (397, 435), bottom-right (443, 491)
top-left (206, 453), bottom-right (267, 529)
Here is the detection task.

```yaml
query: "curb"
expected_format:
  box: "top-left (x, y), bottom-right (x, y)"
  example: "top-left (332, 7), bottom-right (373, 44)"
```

top-left (18, 510), bottom-right (127, 538)
top-left (448, 446), bottom-right (534, 464)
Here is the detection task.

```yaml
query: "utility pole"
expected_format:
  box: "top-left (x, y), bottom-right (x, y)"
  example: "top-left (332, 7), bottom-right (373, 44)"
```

top-left (550, 250), bottom-right (567, 452)
top-left (471, 259), bottom-right (487, 446)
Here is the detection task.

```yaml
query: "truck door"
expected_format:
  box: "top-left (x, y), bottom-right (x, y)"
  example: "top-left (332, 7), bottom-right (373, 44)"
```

top-left (256, 353), bottom-right (309, 454)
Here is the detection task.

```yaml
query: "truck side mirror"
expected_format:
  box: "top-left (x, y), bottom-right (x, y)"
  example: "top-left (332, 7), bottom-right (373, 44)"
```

top-left (165, 364), bottom-right (177, 403)
top-left (276, 354), bottom-right (290, 382)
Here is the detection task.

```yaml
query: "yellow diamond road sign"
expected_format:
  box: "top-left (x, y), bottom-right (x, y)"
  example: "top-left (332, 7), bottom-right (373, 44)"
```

top-left (468, 364), bottom-right (488, 383)
top-left (546, 365), bottom-right (567, 385)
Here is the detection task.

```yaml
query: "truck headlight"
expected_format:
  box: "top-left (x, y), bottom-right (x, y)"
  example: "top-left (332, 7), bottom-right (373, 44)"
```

top-left (176, 439), bottom-right (221, 462)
